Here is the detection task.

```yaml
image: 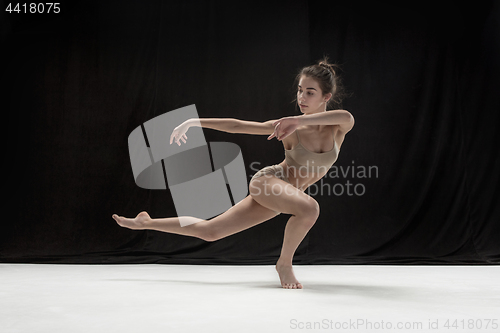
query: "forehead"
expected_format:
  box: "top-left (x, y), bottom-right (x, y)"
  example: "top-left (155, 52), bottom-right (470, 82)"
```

top-left (298, 76), bottom-right (319, 89)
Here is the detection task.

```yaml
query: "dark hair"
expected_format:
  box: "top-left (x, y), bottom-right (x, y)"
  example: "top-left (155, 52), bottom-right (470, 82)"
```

top-left (291, 56), bottom-right (351, 110)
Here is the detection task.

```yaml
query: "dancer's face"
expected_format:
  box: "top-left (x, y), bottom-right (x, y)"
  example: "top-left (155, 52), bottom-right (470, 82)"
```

top-left (297, 75), bottom-right (331, 114)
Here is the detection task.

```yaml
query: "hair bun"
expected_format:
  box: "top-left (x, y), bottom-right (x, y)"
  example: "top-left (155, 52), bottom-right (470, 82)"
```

top-left (319, 62), bottom-right (335, 75)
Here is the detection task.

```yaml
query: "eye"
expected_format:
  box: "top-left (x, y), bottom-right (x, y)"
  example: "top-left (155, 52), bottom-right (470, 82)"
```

top-left (298, 89), bottom-right (313, 96)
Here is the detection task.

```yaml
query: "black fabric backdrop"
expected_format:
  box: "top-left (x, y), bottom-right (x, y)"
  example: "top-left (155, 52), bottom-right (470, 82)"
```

top-left (1, 0), bottom-right (499, 264)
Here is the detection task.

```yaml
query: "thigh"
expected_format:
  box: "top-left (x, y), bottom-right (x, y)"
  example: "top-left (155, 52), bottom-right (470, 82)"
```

top-left (249, 176), bottom-right (318, 216)
top-left (206, 194), bottom-right (280, 240)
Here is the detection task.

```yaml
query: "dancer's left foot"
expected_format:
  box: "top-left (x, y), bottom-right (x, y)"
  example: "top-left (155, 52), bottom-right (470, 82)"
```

top-left (112, 211), bottom-right (150, 230)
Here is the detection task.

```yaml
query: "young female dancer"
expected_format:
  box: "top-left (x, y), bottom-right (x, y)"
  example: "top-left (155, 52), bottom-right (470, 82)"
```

top-left (113, 58), bottom-right (354, 289)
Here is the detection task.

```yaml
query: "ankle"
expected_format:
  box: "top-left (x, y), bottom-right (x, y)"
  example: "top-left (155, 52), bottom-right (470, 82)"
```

top-left (276, 258), bottom-right (293, 267)
top-left (139, 217), bottom-right (151, 229)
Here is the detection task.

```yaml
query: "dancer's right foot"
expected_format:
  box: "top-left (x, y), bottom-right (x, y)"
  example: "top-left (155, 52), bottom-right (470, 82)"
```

top-left (275, 261), bottom-right (303, 289)
top-left (112, 211), bottom-right (150, 230)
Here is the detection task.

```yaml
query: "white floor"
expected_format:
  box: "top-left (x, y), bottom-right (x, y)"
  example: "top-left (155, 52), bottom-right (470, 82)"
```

top-left (1, 264), bottom-right (499, 333)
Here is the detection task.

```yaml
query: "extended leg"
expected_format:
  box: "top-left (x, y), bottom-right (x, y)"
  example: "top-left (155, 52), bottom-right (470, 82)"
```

top-left (112, 212), bottom-right (208, 239)
top-left (112, 194), bottom-right (280, 241)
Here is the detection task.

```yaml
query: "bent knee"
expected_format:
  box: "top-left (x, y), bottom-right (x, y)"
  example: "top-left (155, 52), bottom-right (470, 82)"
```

top-left (296, 198), bottom-right (320, 221)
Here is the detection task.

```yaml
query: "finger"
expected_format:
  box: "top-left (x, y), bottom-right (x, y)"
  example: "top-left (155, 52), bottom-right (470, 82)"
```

top-left (181, 136), bottom-right (186, 143)
top-left (183, 134), bottom-right (187, 139)
top-left (280, 129), bottom-right (290, 138)
top-left (267, 132), bottom-right (276, 140)
top-left (272, 120), bottom-right (280, 126)
top-left (276, 129), bottom-right (284, 140)
top-left (272, 126), bottom-right (280, 139)
top-left (170, 133), bottom-right (174, 144)
top-left (275, 123), bottom-right (281, 134)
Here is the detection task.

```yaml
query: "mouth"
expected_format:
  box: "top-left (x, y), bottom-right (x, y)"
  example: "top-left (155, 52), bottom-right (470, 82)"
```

top-left (299, 104), bottom-right (308, 108)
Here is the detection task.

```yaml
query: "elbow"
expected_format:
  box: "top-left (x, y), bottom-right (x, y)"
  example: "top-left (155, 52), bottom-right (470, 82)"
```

top-left (339, 111), bottom-right (354, 132)
top-left (348, 112), bottom-right (354, 126)
top-left (343, 111), bottom-right (354, 125)
top-left (347, 113), bottom-right (355, 130)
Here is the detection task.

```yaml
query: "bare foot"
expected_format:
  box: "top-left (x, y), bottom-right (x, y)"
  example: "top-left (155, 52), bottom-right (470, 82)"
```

top-left (112, 211), bottom-right (151, 230)
top-left (275, 262), bottom-right (303, 289)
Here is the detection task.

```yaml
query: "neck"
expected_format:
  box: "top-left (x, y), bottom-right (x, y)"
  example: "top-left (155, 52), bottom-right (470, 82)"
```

top-left (300, 108), bottom-right (327, 131)
top-left (307, 105), bottom-right (327, 114)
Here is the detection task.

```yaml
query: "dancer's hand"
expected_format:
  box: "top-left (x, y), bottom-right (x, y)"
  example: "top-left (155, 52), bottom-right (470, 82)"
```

top-left (170, 120), bottom-right (191, 146)
top-left (267, 116), bottom-right (300, 141)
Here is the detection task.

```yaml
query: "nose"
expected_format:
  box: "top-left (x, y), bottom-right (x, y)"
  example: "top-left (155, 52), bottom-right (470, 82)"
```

top-left (298, 92), bottom-right (305, 102)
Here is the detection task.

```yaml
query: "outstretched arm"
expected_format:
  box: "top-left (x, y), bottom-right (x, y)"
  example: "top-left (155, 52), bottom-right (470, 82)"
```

top-left (191, 118), bottom-right (240, 133)
top-left (170, 117), bottom-right (279, 146)
top-left (232, 118), bottom-right (279, 135)
top-left (188, 118), bottom-right (278, 135)
top-left (171, 118), bottom-right (238, 146)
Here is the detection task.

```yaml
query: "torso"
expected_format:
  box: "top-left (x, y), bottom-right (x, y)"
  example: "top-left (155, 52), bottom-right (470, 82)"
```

top-left (278, 124), bottom-right (344, 190)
